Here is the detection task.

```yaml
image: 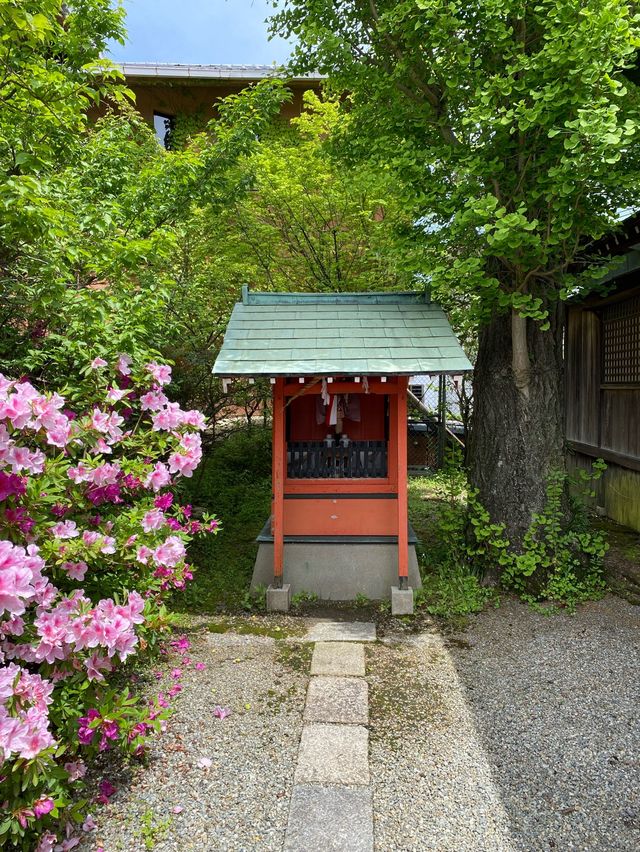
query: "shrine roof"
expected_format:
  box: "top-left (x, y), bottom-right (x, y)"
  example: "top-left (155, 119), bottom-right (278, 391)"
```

top-left (212, 287), bottom-right (472, 377)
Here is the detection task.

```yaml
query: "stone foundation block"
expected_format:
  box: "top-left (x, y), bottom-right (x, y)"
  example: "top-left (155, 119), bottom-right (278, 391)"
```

top-left (266, 583), bottom-right (291, 612)
top-left (391, 585), bottom-right (414, 615)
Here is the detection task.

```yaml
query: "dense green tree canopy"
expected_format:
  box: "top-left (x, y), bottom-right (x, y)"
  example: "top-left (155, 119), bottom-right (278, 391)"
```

top-left (271, 0), bottom-right (640, 550)
top-left (272, 0), bottom-right (640, 335)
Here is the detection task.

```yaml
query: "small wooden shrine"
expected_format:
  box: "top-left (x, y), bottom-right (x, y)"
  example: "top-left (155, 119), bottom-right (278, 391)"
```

top-left (213, 286), bottom-right (471, 612)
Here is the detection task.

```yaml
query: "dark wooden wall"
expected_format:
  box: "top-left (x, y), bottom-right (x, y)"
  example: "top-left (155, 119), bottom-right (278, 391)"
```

top-left (566, 285), bottom-right (640, 471)
top-left (565, 282), bottom-right (640, 531)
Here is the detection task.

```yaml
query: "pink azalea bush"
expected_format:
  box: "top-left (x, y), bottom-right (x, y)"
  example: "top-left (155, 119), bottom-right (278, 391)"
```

top-left (0, 357), bottom-right (218, 849)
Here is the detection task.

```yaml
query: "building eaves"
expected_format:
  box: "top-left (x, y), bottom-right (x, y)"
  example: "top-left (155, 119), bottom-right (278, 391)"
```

top-left (118, 62), bottom-right (323, 83)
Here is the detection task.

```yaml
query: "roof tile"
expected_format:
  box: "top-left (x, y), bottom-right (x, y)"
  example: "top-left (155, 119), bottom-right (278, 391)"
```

top-left (212, 291), bottom-right (472, 376)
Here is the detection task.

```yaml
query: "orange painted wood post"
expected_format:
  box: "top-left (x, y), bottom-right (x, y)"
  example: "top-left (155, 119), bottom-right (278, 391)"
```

top-left (272, 378), bottom-right (285, 587)
top-left (396, 377), bottom-right (409, 587)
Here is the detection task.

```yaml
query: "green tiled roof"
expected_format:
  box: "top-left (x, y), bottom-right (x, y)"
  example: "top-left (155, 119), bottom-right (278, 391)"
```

top-left (212, 288), bottom-right (472, 377)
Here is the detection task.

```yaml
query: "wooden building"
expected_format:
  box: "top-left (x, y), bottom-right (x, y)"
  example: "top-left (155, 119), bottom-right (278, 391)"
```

top-left (566, 215), bottom-right (640, 531)
top-left (92, 63), bottom-right (323, 146)
top-left (213, 287), bottom-right (471, 613)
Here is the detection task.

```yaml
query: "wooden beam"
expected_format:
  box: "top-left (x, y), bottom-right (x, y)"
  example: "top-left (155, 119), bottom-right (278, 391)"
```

top-left (272, 379), bottom-right (285, 586)
top-left (567, 440), bottom-right (640, 473)
top-left (396, 378), bottom-right (409, 586)
top-left (283, 379), bottom-right (398, 396)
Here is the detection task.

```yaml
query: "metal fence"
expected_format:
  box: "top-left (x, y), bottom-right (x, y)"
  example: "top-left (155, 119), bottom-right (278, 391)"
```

top-left (407, 375), bottom-right (470, 471)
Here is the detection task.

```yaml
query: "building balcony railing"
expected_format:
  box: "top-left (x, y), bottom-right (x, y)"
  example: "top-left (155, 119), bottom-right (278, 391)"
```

top-left (287, 440), bottom-right (388, 479)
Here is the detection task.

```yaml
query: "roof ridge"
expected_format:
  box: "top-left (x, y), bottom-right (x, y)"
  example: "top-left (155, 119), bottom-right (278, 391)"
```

top-left (241, 286), bottom-right (430, 306)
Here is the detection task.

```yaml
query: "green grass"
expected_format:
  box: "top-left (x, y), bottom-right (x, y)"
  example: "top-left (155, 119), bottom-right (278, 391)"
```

top-left (172, 426), bottom-right (272, 614)
top-left (408, 471), bottom-right (496, 620)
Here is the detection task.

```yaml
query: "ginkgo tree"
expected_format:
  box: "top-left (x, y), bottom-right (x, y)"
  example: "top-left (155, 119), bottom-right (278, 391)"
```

top-left (272, 0), bottom-right (640, 553)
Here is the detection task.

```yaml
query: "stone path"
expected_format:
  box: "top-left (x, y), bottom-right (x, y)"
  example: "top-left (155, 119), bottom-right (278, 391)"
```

top-left (284, 621), bottom-right (376, 851)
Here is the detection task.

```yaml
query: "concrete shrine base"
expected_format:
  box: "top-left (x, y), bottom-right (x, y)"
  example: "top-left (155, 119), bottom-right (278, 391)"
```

top-left (253, 523), bottom-right (422, 601)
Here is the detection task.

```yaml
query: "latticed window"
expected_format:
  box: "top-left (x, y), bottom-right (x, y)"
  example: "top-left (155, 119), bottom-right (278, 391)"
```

top-left (602, 294), bottom-right (640, 385)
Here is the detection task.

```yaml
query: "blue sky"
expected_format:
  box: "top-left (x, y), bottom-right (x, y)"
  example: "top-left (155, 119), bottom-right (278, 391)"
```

top-left (108, 0), bottom-right (293, 65)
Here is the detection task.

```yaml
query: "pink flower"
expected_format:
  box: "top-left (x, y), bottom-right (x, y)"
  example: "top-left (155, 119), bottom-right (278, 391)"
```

top-left (140, 390), bottom-right (169, 411)
top-left (89, 463), bottom-right (121, 486)
top-left (145, 362), bottom-right (172, 386)
top-left (67, 462), bottom-right (92, 483)
top-left (136, 545), bottom-right (153, 564)
top-left (50, 520), bottom-right (79, 539)
top-left (99, 536), bottom-right (116, 554)
top-left (172, 805), bottom-right (184, 814)
top-left (106, 386), bottom-right (127, 402)
top-left (0, 471), bottom-right (26, 501)
top-left (151, 402), bottom-right (185, 431)
top-left (64, 759), bottom-right (87, 781)
top-left (153, 536), bottom-right (186, 568)
top-left (91, 408), bottom-right (109, 432)
top-left (181, 410), bottom-right (207, 430)
top-left (170, 668), bottom-right (182, 680)
top-left (62, 561), bottom-right (88, 582)
top-left (154, 492), bottom-right (173, 511)
top-left (85, 653), bottom-right (113, 682)
top-left (213, 706), bottom-right (231, 720)
top-left (142, 508), bottom-right (166, 532)
top-left (195, 662), bottom-right (206, 671)
top-left (170, 634), bottom-right (190, 653)
top-left (35, 831), bottom-right (57, 852)
top-left (91, 358), bottom-right (107, 369)
top-left (82, 814), bottom-right (97, 832)
top-left (115, 354), bottom-right (132, 376)
top-left (197, 757), bottom-right (212, 769)
top-left (167, 683), bottom-right (182, 697)
top-left (0, 540), bottom-right (42, 616)
top-left (144, 462), bottom-right (171, 492)
top-left (33, 795), bottom-right (55, 818)
top-left (97, 778), bottom-right (116, 804)
top-left (77, 709), bottom-right (100, 745)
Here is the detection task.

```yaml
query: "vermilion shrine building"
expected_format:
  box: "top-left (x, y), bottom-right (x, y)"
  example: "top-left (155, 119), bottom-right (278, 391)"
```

top-left (213, 287), bottom-right (471, 613)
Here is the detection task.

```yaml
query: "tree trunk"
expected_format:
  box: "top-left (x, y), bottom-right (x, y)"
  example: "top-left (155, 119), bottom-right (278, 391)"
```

top-left (469, 302), bottom-right (565, 572)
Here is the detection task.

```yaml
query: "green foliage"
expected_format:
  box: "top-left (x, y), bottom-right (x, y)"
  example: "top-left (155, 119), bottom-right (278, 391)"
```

top-left (273, 0), bottom-right (640, 319)
top-left (501, 462), bottom-right (608, 610)
top-left (175, 426), bottom-right (272, 613)
top-left (409, 467), bottom-right (495, 618)
top-left (414, 564), bottom-right (493, 618)
top-left (409, 455), bottom-right (608, 614)
top-left (209, 91), bottom-right (421, 293)
top-left (240, 584), bottom-right (267, 612)
top-left (0, 0), bottom-right (130, 366)
top-left (291, 590), bottom-right (319, 607)
top-left (138, 808), bottom-right (172, 850)
top-left (165, 111), bottom-right (208, 151)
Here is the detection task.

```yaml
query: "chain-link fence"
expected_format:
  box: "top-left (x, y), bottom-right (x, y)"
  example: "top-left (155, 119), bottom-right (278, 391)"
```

top-left (407, 374), bottom-right (472, 471)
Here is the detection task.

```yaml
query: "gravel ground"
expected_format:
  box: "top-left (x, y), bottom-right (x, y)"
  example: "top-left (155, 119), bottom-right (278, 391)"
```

top-left (80, 621), bottom-right (310, 852)
top-left (449, 595), bottom-right (640, 852)
top-left (369, 595), bottom-right (640, 852)
top-left (368, 631), bottom-right (516, 851)
top-left (80, 597), bottom-right (639, 852)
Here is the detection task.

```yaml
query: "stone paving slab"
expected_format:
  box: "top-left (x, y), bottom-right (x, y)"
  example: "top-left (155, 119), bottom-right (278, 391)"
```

top-left (311, 642), bottom-right (366, 677)
top-left (284, 784), bottom-right (374, 852)
top-left (295, 723), bottom-right (370, 786)
top-left (305, 621), bottom-right (376, 643)
top-left (304, 676), bottom-right (369, 725)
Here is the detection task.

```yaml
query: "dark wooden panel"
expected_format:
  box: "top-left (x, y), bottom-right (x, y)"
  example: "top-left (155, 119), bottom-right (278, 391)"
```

top-left (601, 388), bottom-right (640, 459)
top-left (565, 308), bottom-right (600, 445)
